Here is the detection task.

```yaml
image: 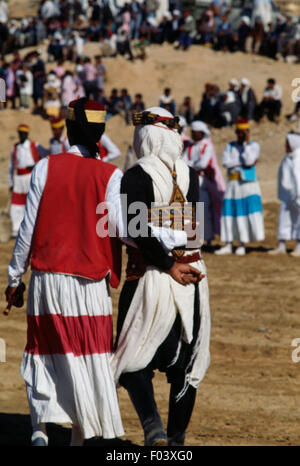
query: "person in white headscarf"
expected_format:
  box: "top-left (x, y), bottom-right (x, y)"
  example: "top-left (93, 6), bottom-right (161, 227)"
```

top-left (269, 133), bottom-right (300, 256)
top-left (182, 120), bottom-right (225, 243)
top-left (216, 91), bottom-right (241, 127)
top-left (238, 78), bottom-right (257, 121)
top-left (111, 107), bottom-right (211, 446)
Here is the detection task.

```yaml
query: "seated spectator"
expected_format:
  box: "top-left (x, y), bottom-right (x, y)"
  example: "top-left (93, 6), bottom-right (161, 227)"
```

top-left (116, 26), bottom-right (134, 61)
top-left (169, 9), bottom-right (182, 44)
top-left (238, 77), bottom-right (257, 121)
top-left (116, 88), bottom-right (132, 124)
top-left (267, 14), bottom-right (287, 59)
top-left (96, 88), bottom-right (109, 107)
top-left (178, 95), bottom-right (195, 125)
top-left (197, 83), bottom-right (220, 125)
top-left (106, 88), bottom-right (121, 119)
top-left (133, 35), bottom-right (150, 60)
top-left (257, 78), bottom-right (282, 123)
top-left (159, 87), bottom-right (176, 114)
top-left (197, 9), bottom-right (215, 45)
top-left (236, 16), bottom-right (252, 52)
top-left (277, 14), bottom-right (300, 62)
top-left (228, 78), bottom-right (239, 94)
top-left (130, 93), bottom-right (145, 114)
top-left (214, 12), bottom-right (234, 52)
top-left (215, 90), bottom-right (241, 128)
top-left (156, 11), bottom-right (172, 44)
top-left (86, 18), bottom-right (102, 42)
top-left (177, 9), bottom-right (196, 51)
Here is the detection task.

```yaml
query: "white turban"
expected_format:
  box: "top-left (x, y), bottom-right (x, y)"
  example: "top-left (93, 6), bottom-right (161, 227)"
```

top-left (133, 106), bottom-right (183, 168)
top-left (191, 120), bottom-right (211, 136)
top-left (240, 77), bottom-right (251, 87)
top-left (241, 16), bottom-right (250, 26)
top-left (229, 78), bottom-right (239, 87)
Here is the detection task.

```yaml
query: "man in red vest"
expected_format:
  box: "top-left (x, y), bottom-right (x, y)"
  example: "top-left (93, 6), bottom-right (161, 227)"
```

top-left (9, 124), bottom-right (48, 237)
top-left (5, 99), bottom-right (125, 446)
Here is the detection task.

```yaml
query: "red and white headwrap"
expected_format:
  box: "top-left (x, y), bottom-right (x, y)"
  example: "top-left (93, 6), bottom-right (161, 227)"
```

top-left (133, 106), bottom-right (183, 169)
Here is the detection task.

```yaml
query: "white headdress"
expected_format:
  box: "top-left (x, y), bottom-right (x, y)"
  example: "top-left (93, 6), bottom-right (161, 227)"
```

top-left (191, 120), bottom-right (210, 136)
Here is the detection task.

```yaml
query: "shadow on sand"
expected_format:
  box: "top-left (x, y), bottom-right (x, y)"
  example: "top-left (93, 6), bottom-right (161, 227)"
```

top-left (0, 413), bottom-right (136, 446)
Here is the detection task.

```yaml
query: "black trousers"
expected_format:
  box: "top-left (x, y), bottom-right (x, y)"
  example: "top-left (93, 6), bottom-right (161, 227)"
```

top-left (115, 280), bottom-right (200, 444)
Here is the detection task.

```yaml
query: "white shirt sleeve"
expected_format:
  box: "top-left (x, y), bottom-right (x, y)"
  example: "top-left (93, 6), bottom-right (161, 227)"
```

top-left (241, 142), bottom-right (260, 166)
top-left (193, 143), bottom-right (214, 171)
top-left (105, 168), bottom-right (187, 250)
top-left (8, 157), bottom-right (49, 286)
top-left (222, 143), bottom-right (241, 168)
top-left (101, 134), bottom-right (121, 162)
top-left (273, 85), bottom-right (282, 101)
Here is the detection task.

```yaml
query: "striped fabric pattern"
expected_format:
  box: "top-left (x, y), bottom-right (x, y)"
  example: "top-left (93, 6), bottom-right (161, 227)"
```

top-left (21, 271), bottom-right (124, 440)
top-left (220, 180), bottom-right (265, 243)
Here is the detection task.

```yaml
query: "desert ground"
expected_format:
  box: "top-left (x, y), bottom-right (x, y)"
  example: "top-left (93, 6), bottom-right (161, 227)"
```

top-left (0, 37), bottom-right (300, 446)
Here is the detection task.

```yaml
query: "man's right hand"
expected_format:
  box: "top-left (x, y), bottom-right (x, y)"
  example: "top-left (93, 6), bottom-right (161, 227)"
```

top-left (166, 262), bottom-right (205, 286)
top-left (5, 283), bottom-right (26, 308)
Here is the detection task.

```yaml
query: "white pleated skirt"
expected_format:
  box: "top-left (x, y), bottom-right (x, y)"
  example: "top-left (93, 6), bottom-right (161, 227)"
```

top-left (21, 271), bottom-right (124, 440)
top-left (220, 180), bottom-right (265, 243)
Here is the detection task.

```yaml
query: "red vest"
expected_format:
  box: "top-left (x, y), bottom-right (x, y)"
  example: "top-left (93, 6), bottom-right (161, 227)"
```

top-left (31, 153), bottom-right (122, 288)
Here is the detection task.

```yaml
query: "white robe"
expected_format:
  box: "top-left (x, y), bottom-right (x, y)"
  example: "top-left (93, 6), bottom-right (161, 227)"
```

top-left (277, 147), bottom-right (300, 240)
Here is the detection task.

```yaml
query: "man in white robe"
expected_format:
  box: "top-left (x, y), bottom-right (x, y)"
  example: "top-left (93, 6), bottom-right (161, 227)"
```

top-left (269, 132), bottom-right (300, 257)
top-left (9, 124), bottom-right (48, 238)
top-left (111, 107), bottom-right (211, 446)
top-left (215, 118), bottom-right (265, 256)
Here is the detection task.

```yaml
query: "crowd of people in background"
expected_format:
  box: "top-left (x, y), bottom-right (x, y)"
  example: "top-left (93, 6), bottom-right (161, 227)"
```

top-left (0, 1), bottom-right (299, 124)
top-left (0, 39), bottom-right (287, 128)
top-left (0, 1), bottom-right (300, 62)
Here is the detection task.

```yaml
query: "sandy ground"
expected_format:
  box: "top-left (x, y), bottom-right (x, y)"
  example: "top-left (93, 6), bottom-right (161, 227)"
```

top-left (0, 42), bottom-right (300, 446)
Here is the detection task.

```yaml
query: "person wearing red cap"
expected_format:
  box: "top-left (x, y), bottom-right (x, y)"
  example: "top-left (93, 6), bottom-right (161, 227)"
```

top-left (9, 124), bottom-right (48, 237)
top-left (49, 118), bottom-right (70, 155)
top-left (5, 99), bottom-right (125, 446)
top-left (6, 98), bottom-right (184, 446)
top-left (215, 118), bottom-right (265, 256)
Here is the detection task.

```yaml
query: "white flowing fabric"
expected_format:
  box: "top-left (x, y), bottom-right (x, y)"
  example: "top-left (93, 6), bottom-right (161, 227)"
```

top-left (277, 135), bottom-right (300, 240)
top-left (21, 271), bottom-right (124, 440)
top-left (111, 107), bottom-right (211, 396)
